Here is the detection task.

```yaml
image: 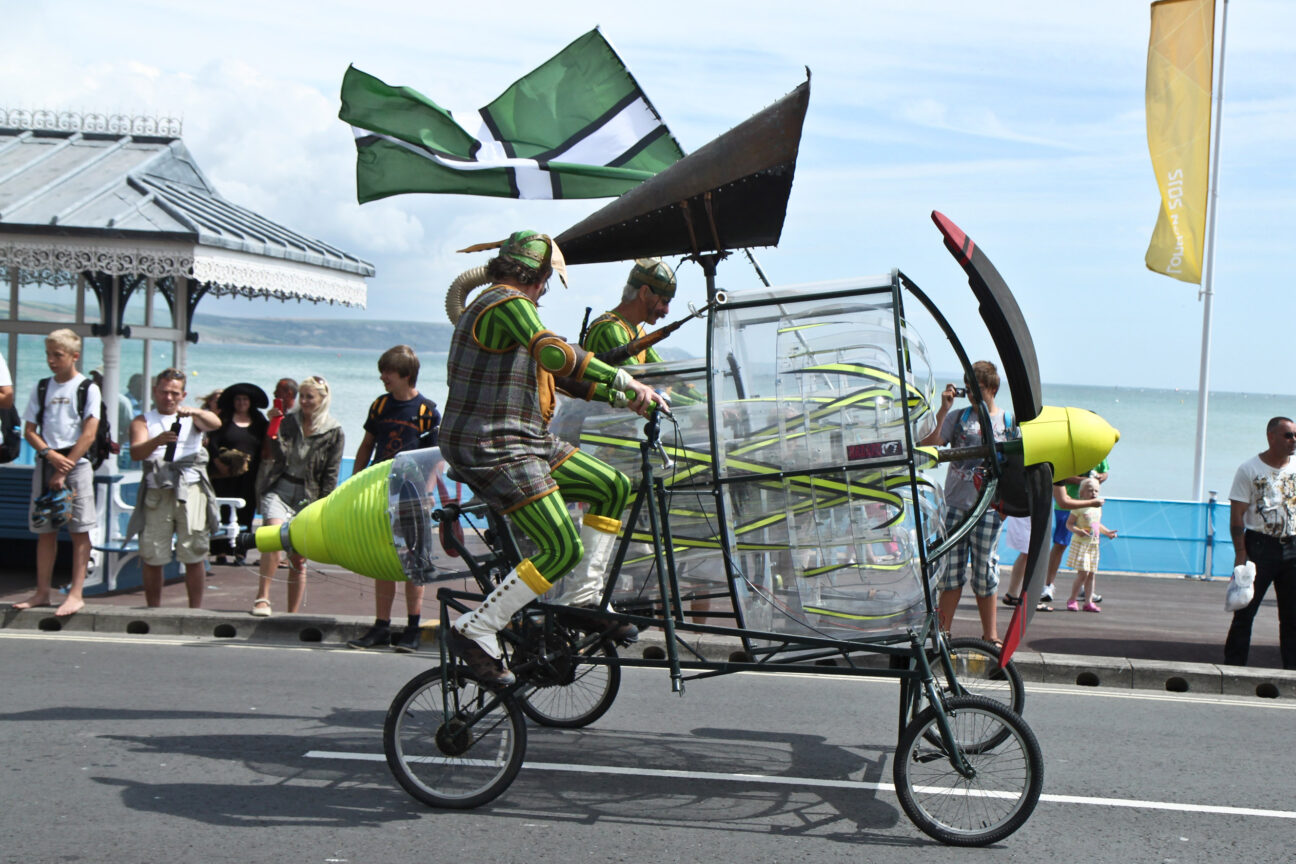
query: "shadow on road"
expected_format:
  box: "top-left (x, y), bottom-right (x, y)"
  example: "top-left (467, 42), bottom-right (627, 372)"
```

top-left (424, 724), bottom-right (932, 848)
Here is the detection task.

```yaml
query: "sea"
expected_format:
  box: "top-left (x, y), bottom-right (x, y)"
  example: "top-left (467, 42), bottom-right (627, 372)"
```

top-left (11, 340), bottom-right (1290, 503)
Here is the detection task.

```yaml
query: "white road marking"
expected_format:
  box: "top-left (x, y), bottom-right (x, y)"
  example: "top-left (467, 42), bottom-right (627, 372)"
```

top-left (306, 749), bottom-right (1296, 819)
top-left (0, 630), bottom-right (195, 646)
top-left (0, 630), bottom-right (345, 652)
top-left (685, 668), bottom-right (1296, 710)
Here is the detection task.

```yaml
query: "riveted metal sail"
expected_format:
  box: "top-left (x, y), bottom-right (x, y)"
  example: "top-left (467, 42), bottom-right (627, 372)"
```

top-left (555, 77), bottom-right (810, 264)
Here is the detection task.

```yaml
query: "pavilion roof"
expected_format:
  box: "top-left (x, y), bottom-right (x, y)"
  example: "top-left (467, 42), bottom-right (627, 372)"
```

top-left (0, 114), bottom-right (372, 306)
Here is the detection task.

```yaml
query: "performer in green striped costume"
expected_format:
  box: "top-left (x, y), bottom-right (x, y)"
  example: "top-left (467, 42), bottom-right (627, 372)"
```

top-left (440, 230), bottom-right (668, 684)
top-left (582, 258), bottom-right (676, 364)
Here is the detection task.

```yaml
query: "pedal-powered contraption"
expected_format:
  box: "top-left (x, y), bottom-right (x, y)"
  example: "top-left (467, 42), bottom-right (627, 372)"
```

top-left (245, 78), bottom-right (1118, 846)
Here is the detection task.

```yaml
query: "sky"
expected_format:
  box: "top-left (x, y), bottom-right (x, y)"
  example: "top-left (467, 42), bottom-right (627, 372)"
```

top-left (4, 0), bottom-right (1294, 395)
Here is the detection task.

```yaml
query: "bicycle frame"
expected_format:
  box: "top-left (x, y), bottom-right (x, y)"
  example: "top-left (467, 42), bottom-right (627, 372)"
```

top-left (433, 413), bottom-right (989, 749)
top-left (428, 269), bottom-right (1030, 745)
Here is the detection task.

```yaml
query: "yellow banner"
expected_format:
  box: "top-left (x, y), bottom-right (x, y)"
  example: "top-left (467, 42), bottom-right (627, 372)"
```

top-left (1145, 0), bottom-right (1214, 284)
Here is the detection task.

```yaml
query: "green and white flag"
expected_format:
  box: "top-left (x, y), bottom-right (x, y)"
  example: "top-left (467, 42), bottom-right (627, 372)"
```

top-left (340, 29), bottom-right (684, 202)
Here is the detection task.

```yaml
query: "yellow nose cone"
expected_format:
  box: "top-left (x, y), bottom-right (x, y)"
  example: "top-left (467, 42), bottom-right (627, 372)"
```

top-left (1019, 406), bottom-right (1119, 479)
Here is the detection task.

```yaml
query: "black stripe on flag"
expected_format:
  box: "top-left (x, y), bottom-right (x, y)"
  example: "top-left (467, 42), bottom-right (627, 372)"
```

top-left (529, 89), bottom-right (645, 164)
top-left (355, 133), bottom-right (480, 165)
top-left (478, 111), bottom-right (520, 198)
top-left (607, 124), bottom-right (669, 168)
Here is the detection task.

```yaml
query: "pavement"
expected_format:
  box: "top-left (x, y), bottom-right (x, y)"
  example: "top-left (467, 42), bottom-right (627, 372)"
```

top-left (3, 554), bottom-right (1293, 699)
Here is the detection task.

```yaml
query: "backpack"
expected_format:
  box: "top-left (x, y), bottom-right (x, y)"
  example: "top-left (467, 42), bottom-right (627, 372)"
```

top-left (416, 398), bottom-right (439, 448)
top-left (366, 394), bottom-right (440, 451)
top-left (36, 377), bottom-right (116, 469)
top-left (0, 404), bottom-right (21, 464)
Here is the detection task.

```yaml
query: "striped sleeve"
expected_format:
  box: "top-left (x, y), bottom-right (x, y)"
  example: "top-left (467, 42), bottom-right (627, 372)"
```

top-left (481, 297), bottom-right (623, 387)
top-left (583, 318), bottom-right (630, 355)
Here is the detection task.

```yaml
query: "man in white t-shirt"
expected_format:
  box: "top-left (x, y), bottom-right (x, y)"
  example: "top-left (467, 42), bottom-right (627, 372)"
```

top-left (0, 352), bottom-right (13, 410)
top-left (15, 329), bottom-right (100, 616)
top-left (1225, 415), bottom-right (1296, 669)
top-left (126, 368), bottom-right (221, 608)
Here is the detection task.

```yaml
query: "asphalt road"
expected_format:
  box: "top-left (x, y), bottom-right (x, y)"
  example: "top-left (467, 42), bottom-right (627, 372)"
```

top-left (1, 630), bottom-right (1292, 864)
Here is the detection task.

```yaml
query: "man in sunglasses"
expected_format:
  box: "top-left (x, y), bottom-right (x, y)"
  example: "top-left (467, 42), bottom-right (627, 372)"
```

top-left (1225, 416), bottom-right (1296, 669)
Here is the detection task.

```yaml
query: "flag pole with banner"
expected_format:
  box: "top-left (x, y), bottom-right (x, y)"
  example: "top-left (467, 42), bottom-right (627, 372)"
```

top-left (1144, 0), bottom-right (1229, 502)
top-left (339, 28), bottom-right (684, 202)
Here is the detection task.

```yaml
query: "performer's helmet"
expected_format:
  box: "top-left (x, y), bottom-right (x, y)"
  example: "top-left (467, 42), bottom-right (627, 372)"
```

top-left (499, 230), bottom-right (568, 288)
top-left (629, 258), bottom-right (676, 299)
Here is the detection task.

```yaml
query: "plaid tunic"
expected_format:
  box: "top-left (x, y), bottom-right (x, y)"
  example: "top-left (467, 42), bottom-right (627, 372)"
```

top-left (440, 285), bottom-right (576, 514)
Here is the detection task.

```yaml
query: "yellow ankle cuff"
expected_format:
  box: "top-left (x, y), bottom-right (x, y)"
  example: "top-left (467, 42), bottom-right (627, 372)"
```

top-left (582, 513), bottom-right (622, 535)
top-left (516, 559), bottom-right (553, 593)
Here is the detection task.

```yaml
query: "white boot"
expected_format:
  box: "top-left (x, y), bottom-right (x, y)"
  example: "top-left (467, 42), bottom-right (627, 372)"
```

top-left (452, 564), bottom-right (551, 684)
top-left (547, 517), bottom-right (619, 607)
top-left (548, 516), bottom-right (637, 643)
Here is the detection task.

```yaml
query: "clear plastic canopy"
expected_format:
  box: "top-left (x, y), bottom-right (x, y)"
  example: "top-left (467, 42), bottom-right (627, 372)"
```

top-left (552, 273), bottom-right (948, 640)
top-left (380, 274), bottom-right (949, 640)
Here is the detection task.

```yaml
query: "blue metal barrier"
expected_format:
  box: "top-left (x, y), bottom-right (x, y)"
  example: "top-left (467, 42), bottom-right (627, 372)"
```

top-left (1000, 496), bottom-right (1234, 579)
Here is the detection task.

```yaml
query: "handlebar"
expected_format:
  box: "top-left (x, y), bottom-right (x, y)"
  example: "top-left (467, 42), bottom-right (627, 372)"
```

top-left (434, 500), bottom-right (490, 523)
top-left (644, 410), bottom-right (674, 470)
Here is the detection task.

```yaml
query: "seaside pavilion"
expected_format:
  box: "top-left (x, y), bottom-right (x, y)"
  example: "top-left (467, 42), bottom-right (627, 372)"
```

top-left (0, 108), bottom-right (373, 591)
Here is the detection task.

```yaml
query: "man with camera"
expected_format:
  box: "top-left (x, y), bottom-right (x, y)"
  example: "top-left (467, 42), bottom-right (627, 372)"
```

top-left (126, 368), bottom-right (221, 608)
top-left (922, 360), bottom-right (1018, 646)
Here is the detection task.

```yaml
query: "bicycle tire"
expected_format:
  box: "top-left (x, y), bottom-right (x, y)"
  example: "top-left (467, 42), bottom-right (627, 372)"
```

top-left (894, 694), bottom-right (1043, 847)
top-left (922, 637), bottom-right (1025, 751)
top-left (520, 643), bottom-right (621, 729)
top-left (944, 637), bottom-right (1025, 712)
top-left (384, 665), bottom-right (527, 809)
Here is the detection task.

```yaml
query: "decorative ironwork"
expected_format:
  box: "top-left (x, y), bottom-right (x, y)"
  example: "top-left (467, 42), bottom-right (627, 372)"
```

top-left (193, 256), bottom-right (367, 307)
top-left (1, 239), bottom-right (365, 307)
top-left (0, 240), bottom-right (193, 279)
top-left (0, 108), bottom-right (182, 137)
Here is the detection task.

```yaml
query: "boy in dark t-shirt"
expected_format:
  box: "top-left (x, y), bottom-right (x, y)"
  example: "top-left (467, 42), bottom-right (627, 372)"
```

top-left (347, 345), bottom-right (440, 652)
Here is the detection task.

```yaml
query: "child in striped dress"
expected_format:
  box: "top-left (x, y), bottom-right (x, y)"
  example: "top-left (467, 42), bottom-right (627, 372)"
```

top-left (1065, 477), bottom-right (1118, 612)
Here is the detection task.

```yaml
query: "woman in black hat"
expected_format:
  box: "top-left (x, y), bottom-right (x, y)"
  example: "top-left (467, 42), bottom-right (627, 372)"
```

top-left (206, 382), bottom-right (269, 564)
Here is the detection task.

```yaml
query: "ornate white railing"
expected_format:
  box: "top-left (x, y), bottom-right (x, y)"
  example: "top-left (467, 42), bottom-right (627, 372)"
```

top-left (0, 108), bottom-right (182, 137)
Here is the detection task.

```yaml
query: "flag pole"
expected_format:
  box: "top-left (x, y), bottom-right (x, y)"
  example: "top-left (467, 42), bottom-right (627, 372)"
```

top-left (1191, 0), bottom-right (1230, 501)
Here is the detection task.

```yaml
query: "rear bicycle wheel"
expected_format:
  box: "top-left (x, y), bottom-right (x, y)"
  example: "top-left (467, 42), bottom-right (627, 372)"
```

top-left (384, 665), bottom-right (526, 809)
top-left (923, 637), bottom-right (1025, 751)
top-left (894, 695), bottom-right (1042, 847)
top-left (520, 643), bottom-right (621, 728)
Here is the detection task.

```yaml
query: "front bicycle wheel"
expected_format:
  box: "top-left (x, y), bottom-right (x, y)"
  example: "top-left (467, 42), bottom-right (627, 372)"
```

top-left (384, 665), bottom-right (527, 809)
top-left (923, 637), bottom-right (1025, 751)
top-left (520, 643), bottom-right (621, 729)
top-left (894, 694), bottom-right (1042, 847)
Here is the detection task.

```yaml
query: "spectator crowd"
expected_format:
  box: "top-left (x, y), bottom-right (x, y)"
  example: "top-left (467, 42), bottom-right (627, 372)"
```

top-left (5, 335), bottom-right (438, 647)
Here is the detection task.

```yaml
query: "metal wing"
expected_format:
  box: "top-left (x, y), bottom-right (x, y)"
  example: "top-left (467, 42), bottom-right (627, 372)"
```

top-left (930, 211), bottom-right (1051, 662)
top-left (556, 78), bottom-right (810, 264)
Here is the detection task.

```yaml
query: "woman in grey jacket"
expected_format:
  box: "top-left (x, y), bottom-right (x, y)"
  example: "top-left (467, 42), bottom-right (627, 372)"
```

top-left (251, 375), bottom-right (343, 616)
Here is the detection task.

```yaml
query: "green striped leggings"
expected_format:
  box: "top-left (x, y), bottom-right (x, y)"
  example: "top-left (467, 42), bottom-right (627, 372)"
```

top-left (508, 450), bottom-right (632, 583)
